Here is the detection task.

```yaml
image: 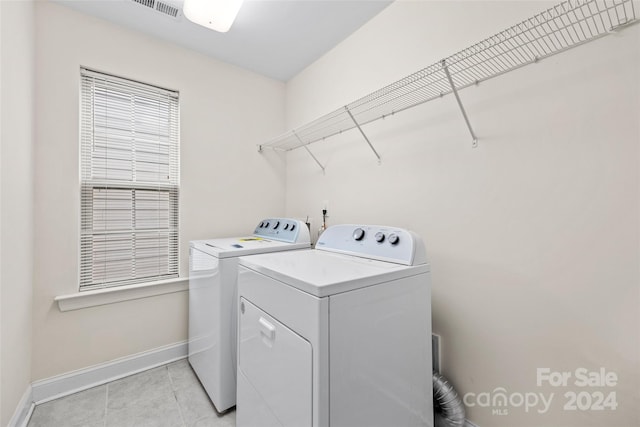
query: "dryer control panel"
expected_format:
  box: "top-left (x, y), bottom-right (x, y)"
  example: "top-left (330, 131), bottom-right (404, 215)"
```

top-left (315, 224), bottom-right (427, 266)
top-left (253, 218), bottom-right (311, 244)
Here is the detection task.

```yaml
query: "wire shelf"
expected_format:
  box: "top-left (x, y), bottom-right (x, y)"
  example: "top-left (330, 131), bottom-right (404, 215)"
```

top-left (259, 0), bottom-right (636, 156)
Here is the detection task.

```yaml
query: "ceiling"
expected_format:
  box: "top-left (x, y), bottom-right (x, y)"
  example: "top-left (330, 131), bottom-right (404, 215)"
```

top-left (52, 0), bottom-right (393, 81)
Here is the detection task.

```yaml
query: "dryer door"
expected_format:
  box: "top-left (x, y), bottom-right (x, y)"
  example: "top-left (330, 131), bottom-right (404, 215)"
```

top-left (237, 297), bottom-right (312, 427)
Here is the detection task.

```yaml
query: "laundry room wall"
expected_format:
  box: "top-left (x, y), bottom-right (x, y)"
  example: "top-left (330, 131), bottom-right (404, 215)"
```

top-left (0, 0), bottom-right (35, 424)
top-left (32, 1), bottom-right (286, 382)
top-left (283, 1), bottom-right (639, 427)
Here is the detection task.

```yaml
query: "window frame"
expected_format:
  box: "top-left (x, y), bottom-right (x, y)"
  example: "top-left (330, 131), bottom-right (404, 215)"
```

top-left (79, 68), bottom-right (180, 291)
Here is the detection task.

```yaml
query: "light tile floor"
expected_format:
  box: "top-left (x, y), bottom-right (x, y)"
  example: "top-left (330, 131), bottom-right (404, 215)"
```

top-left (27, 359), bottom-right (235, 427)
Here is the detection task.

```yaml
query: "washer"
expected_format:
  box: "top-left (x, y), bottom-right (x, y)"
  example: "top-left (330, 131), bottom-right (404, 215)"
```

top-left (236, 224), bottom-right (433, 427)
top-left (188, 218), bottom-right (310, 412)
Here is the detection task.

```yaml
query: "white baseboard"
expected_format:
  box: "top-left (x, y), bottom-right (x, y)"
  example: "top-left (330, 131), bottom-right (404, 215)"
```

top-left (31, 340), bottom-right (187, 405)
top-left (7, 385), bottom-right (34, 427)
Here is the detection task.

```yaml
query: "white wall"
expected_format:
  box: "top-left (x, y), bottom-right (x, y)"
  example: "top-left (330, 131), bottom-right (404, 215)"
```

top-left (32, 1), bottom-right (286, 381)
top-left (284, 1), bottom-right (639, 426)
top-left (0, 0), bottom-right (35, 424)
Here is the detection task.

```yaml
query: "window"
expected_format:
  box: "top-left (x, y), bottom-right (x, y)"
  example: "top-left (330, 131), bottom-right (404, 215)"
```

top-left (80, 68), bottom-right (179, 291)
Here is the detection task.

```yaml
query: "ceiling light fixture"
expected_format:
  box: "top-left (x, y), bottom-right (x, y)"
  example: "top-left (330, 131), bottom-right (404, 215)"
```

top-left (183, 0), bottom-right (244, 33)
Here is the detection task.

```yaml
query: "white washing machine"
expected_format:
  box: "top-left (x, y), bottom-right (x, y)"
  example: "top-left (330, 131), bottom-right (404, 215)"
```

top-left (188, 218), bottom-right (311, 412)
top-left (236, 224), bottom-right (433, 427)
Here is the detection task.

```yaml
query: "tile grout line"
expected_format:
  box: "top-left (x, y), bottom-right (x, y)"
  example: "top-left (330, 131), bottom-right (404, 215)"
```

top-left (167, 364), bottom-right (188, 427)
top-left (103, 383), bottom-right (109, 427)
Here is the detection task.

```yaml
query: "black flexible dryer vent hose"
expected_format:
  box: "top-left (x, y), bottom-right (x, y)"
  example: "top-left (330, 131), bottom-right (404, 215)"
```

top-left (433, 371), bottom-right (466, 427)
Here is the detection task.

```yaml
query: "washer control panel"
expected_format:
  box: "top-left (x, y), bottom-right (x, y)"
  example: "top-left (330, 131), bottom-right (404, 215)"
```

top-left (253, 218), bottom-right (310, 244)
top-left (316, 224), bottom-right (427, 266)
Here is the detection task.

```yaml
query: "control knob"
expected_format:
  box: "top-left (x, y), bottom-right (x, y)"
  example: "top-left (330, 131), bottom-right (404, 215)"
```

top-left (353, 228), bottom-right (365, 241)
top-left (388, 233), bottom-right (400, 245)
top-left (375, 232), bottom-right (385, 243)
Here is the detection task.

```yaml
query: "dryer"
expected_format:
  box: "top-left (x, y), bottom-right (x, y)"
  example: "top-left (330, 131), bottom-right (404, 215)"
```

top-left (236, 224), bottom-right (433, 427)
top-left (188, 218), bottom-right (310, 412)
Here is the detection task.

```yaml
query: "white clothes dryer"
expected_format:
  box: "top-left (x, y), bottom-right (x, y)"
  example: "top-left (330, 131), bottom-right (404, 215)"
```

top-left (236, 224), bottom-right (433, 427)
top-left (188, 218), bottom-right (310, 412)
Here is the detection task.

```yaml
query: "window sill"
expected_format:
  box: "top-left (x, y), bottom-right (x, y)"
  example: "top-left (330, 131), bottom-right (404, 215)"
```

top-left (55, 278), bottom-right (188, 312)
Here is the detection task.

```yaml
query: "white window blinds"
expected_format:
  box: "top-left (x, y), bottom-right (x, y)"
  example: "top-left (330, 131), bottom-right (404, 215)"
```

top-left (80, 68), bottom-right (179, 290)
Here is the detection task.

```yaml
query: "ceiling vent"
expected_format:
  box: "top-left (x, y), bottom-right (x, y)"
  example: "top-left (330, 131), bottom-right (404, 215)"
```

top-left (131, 0), bottom-right (181, 19)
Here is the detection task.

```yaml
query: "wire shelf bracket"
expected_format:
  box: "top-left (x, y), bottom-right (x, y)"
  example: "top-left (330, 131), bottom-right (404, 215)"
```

top-left (258, 0), bottom-right (637, 167)
top-left (442, 60), bottom-right (479, 148)
top-left (345, 106), bottom-right (382, 164)
top-left (295, 131), bottom-right (326, 172)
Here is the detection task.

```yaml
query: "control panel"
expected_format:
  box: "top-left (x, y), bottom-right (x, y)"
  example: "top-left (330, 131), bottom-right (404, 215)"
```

top-left (315, 224), bottom-right (427, 266)
top-left (253, 218), bottom-right (310, 244)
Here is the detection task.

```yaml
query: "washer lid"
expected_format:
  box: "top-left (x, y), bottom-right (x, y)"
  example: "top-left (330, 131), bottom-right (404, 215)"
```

top-left (191, 238), bottom-right (310, 258)
top-left (238, 250), bottom-right (429, 297)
